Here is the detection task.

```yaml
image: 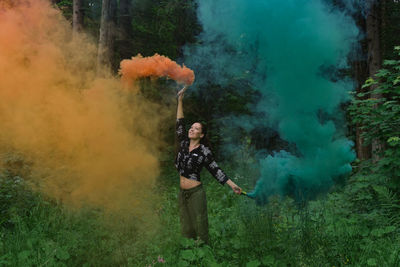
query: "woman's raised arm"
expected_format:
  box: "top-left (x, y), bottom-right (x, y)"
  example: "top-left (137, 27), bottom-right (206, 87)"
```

top-left (177, 85), bottom-right (187, 119)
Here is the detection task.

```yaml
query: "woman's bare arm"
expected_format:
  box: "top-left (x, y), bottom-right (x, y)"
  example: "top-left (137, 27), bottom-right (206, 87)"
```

top-left (177, 86), bottom-right (187, 119)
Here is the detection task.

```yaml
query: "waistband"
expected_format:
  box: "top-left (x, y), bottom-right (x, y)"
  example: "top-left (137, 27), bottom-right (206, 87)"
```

top-left (180, 183), bottom-right (203, 194)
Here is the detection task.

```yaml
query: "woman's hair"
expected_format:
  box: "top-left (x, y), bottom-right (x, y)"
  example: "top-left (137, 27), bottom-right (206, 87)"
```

top-left (198, 122), bottom-right (211, 147)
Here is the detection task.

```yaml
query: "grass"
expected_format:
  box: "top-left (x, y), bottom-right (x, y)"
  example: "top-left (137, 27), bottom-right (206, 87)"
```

top-left (1, 161), bottom-right (400, 266)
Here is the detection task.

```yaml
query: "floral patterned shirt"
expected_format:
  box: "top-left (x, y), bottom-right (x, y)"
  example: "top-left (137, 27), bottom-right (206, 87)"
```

top-left (175, 118), bottom-right (229, 185)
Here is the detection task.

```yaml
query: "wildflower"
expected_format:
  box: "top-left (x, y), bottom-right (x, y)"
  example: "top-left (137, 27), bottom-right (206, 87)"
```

top-left (158, 255), bottom-right (166, 263)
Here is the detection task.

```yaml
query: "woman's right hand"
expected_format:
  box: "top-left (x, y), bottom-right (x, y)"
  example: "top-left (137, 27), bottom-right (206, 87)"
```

top-left (177, 85), bottom-right (188, 101)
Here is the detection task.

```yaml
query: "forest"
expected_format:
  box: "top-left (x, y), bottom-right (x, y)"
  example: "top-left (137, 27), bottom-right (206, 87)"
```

top-left (1, 0), bottom-right (400, 266)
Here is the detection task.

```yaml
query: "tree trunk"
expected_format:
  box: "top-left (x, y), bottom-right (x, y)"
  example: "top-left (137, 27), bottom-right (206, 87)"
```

top-left (366, 0), bottom-right (383, 160)
top-left (367, 2), bottom-right (382, 77)
top-left (117, 0), bottom-right (133, 60)
top-left (73, 0), bottom-right (84, 33)
top-left (118, 0), bottom-right (132, 39)
top-left (351, 7), bottom-right (372, 160)
top-left (354, 47), bottom-right (371, 160)
top-left (97, 0), bottom-right (117, 71)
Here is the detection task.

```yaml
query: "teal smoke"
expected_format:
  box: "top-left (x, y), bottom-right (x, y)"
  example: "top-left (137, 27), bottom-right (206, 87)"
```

top-left (185, 0), bottom-right (359, 203)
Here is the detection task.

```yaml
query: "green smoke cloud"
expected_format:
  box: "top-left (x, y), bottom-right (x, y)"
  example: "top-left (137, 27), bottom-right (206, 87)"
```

top-left (185, 0), bottom-right (359, 203)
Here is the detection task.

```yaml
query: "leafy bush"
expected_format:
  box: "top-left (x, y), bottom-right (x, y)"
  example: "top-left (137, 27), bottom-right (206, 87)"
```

top-left (349, 46), bottom-right (400, 182)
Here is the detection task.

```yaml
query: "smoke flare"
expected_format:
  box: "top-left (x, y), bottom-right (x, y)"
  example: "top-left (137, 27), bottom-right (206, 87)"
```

top-left (120, 54), bottom-right (195, 86)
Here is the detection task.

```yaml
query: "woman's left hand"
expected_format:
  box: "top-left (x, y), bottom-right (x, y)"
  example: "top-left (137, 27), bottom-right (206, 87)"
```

top-left (232, 185), bottom-right (242, 195)
top-left (226, 179), bottom-right (242, 195)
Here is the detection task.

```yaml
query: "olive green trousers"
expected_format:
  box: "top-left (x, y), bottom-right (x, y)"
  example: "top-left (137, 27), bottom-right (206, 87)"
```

top-left (178, 184), bottom-right (209, 244)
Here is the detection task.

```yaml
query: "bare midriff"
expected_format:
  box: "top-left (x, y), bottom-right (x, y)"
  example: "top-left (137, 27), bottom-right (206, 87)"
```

top-left (180, 175), bottom-right (201, 189)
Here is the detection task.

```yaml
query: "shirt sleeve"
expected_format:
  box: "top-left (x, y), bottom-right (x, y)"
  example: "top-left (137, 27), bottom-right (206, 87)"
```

top-left (176, 118), bottom-right (187, 143)
top-left (203, 147), bottom-right (229, 185)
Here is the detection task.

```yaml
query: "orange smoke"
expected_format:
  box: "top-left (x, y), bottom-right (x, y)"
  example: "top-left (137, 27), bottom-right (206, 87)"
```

top-left (0, 0), bottom-right (165, 212)
top-left (120, 54), bottom-right (195, 86)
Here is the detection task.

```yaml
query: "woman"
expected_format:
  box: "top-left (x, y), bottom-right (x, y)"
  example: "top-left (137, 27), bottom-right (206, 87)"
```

top-left (175, 86), bottom-right (242, 244)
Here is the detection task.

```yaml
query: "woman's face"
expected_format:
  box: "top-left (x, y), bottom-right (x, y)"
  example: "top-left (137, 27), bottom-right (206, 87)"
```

top-left (189, 122), bottom-right (204, 140)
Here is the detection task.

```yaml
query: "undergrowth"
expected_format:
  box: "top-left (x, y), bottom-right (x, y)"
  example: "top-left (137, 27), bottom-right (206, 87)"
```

top-left (1, 158), bottom-right (400, 266)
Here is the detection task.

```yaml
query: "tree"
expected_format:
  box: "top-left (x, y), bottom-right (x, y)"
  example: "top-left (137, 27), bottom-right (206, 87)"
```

top-left (118, 0), bottom-right (132, 40)
top-left (97, 0), bottom-right (117, 71)
top-left (352, 12), bottom-right (372, 160)
top-left (366, 1), bottom-right (383, 159)
top-left (73, 0), bottom-right (84, 33)
top-left (116, 0), bottom-right (133, 62)
top-left (346, 0), bottom-right (383, 160)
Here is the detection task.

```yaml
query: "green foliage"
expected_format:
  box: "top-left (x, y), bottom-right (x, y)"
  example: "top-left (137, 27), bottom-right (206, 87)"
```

top-left (56, 0), bottom-right (73, 20)
top-left (349, 46), bottom-right (400, 181)
top-left (2, 158), bottom-right (400, 266)
top-left (150, 165), bottom-right (400, 266)
top-left (0, 153), bottom-right (35, 228)
top-left (381, 2), bottom-right (400, 60)
top-left (130, 0), bottom-right (201, 59)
